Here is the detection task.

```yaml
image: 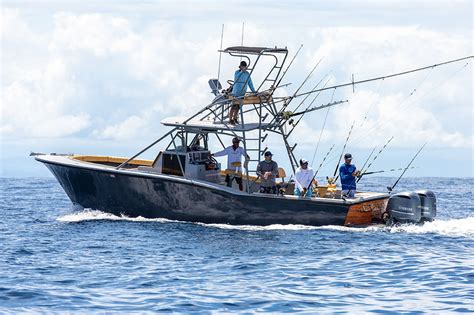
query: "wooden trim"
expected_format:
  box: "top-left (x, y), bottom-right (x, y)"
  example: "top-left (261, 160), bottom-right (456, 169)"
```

top-left (72, 155), bottom-right (153, 166)
top-left (344, 198), bottom-right (388, 226)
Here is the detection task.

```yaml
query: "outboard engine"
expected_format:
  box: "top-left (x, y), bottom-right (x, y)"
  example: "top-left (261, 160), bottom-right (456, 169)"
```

top-left (415, 190), bottom-right (437, 222)
top-left (385, 191), bottom-right (422, 224)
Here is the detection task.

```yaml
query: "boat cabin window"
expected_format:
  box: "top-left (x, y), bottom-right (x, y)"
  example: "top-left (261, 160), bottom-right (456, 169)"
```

top-left (188, 133), bottom-right (208, 151)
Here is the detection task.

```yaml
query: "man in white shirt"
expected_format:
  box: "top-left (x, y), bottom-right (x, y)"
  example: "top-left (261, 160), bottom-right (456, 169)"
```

top-left (294, 158), bottom-right (316, 198)
top-left (212, 137), bottom-right (250, 191)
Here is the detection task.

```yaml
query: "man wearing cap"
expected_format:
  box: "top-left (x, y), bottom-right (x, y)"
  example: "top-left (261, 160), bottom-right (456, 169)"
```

top-left (294, 158), bottom-right (316, 198)
top-left (256, 151), bottom-right (279, 194)
top-left (339, 153), bottom-right (360, 198)
top-left (212, 137), bottom-right (250, 191)
top-left (229, 60), bottom-right (257, 125)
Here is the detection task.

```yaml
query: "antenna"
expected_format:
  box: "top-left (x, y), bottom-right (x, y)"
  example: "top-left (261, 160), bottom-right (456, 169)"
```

top-left (240, 22), bottom-right (244, 62)
top-left (217, 24), bottom-right (224, 82)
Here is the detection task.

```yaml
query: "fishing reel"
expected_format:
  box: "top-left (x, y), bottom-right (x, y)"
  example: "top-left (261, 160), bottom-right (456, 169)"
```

top-left (326, 176), bottom-right (336, 185)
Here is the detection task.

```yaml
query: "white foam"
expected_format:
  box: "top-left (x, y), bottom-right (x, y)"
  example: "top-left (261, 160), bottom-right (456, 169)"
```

top-left (198, 223), bottom-right (319, 231)
top-left (57, 210), bottom-right (474, 237)
top-left (388, 217), bottom-right (474, 237)
top-left (57, 209), bottom-right (176, 223)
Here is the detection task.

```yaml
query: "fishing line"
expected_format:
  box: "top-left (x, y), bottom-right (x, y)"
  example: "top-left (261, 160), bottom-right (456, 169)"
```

top-left (349, 67), bottom-right (433, 146)
top-left (292, 60), bottom-right (470, 180)
top-left (311, 88), bottom-right (336, 166)
top-left (347, 61), bottom-right (471, 149)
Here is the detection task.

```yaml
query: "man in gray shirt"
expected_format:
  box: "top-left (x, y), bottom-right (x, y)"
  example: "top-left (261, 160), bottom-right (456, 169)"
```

top-left (256, 151), bottom-right (279, 194)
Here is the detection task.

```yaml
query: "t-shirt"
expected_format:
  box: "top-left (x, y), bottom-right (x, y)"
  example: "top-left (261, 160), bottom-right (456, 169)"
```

top-left (339, 163), bottom-right (357, 190)
top-left (213, 146), bottom-right (247, 171)
top-left (295, 166), bottom-right (314, 191)
top-left (232, 70), bottom-right (256, 97)
top-left (256, 160), bottom-right (279, 187)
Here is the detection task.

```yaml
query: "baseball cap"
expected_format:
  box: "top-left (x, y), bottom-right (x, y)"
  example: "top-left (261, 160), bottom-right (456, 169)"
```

top-left (344, 153), bottom-right (352, 159)
top-left (264, 151), bottom-right (273, 157)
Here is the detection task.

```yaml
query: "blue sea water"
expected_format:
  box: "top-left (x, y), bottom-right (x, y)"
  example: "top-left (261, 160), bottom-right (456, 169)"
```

top-left (0, 177), bottom-right (473, 314)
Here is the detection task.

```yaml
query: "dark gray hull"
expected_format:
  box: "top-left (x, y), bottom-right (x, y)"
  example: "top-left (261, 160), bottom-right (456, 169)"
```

top-left (37, 155), bottom-right (387, 226)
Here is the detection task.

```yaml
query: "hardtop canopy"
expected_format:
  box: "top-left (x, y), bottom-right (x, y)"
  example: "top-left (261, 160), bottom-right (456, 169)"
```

top-left (223, 46), bottom-right (288, 55)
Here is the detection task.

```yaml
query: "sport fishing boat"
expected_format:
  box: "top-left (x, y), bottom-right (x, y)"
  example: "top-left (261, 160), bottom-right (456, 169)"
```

top-left (34, 45), bottom-right (446, 226)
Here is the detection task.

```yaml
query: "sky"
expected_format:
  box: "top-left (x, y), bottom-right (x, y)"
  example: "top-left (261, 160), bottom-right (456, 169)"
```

top-left (1, 0), bottom-right (473, 178)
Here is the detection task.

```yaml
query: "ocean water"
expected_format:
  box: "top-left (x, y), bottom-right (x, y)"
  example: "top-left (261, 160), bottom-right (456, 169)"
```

top-left (0, 177), bottom-right (472, 314)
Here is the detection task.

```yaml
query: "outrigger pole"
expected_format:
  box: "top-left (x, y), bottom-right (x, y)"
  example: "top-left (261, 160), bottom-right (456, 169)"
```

top-left (285, 55), bottom-right (473, 101)
top-left (387, 143), bottom-right (427, 192)
top-left (283, 100), bottom-right (348, 118)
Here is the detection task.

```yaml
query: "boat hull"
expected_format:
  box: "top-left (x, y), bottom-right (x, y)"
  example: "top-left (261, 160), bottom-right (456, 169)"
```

top-left (38, 156), bottom-right (388, 226)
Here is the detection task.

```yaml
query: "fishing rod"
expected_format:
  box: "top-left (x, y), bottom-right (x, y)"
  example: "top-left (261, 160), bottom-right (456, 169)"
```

top-left (360, 166), bottom-right (417, 176)
top-left (282, 78), bottom-right (332, 137)
top-left (387, 143), bottom-right (427, 192)
top-left (290, 72), bottom-right (329, 115)
top-left (358, 146), bottom-right (376, 175)
top-left (357, 136), bottom-right (394, 183)
top-left (282, 57), bottom-right (324, 109)
top-left (267, 63), bottom-right (326, 129)
top-left (305, 144), bottom-right (335, 191)
top-left (274, 44), bottom-right (303, 89)
top-left (285, 55), bottom-right (473, 101)
top-left (333, 120), bottom-right (357, 178)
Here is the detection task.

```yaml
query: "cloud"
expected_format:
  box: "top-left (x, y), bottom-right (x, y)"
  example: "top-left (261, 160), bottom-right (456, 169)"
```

top-left (94, 115), bottom-right (146, 140)
top-left (1, 5), bottom-right (472, 154)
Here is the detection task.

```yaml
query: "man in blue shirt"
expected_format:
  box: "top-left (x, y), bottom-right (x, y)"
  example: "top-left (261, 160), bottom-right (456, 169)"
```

top-left (229, 60), bottom-right (256, 125)
top-left (339, 153), bottom-right (360, 198)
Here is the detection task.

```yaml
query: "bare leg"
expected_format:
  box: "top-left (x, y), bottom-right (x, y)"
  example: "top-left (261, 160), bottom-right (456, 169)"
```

top-left (228, 107), bottom-right (235, 123)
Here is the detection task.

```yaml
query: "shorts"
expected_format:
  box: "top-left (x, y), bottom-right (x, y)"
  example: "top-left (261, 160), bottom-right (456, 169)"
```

top-left (225, 174), bottom-right (242, 187)
top-left (295, 187), bottom-right (313, 198)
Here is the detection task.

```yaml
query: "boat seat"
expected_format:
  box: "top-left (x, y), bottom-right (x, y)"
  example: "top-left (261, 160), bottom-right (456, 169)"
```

top-left (277, 167), bottom-right (286, 181)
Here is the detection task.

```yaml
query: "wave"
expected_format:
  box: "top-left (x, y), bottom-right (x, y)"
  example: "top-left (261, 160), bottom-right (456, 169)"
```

top-left (57, 210), bottom-right (474, 237)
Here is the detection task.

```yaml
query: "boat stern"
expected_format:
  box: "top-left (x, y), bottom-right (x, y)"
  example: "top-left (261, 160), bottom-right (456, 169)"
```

top-left (343, 194), bottom-right (389, 226)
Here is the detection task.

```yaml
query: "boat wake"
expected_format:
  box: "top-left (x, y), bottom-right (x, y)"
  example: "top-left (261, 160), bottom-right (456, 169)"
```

top-left (57, 210), bottom-right (176, 224)
top-left (57, 210), bottom-right (474, 238)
